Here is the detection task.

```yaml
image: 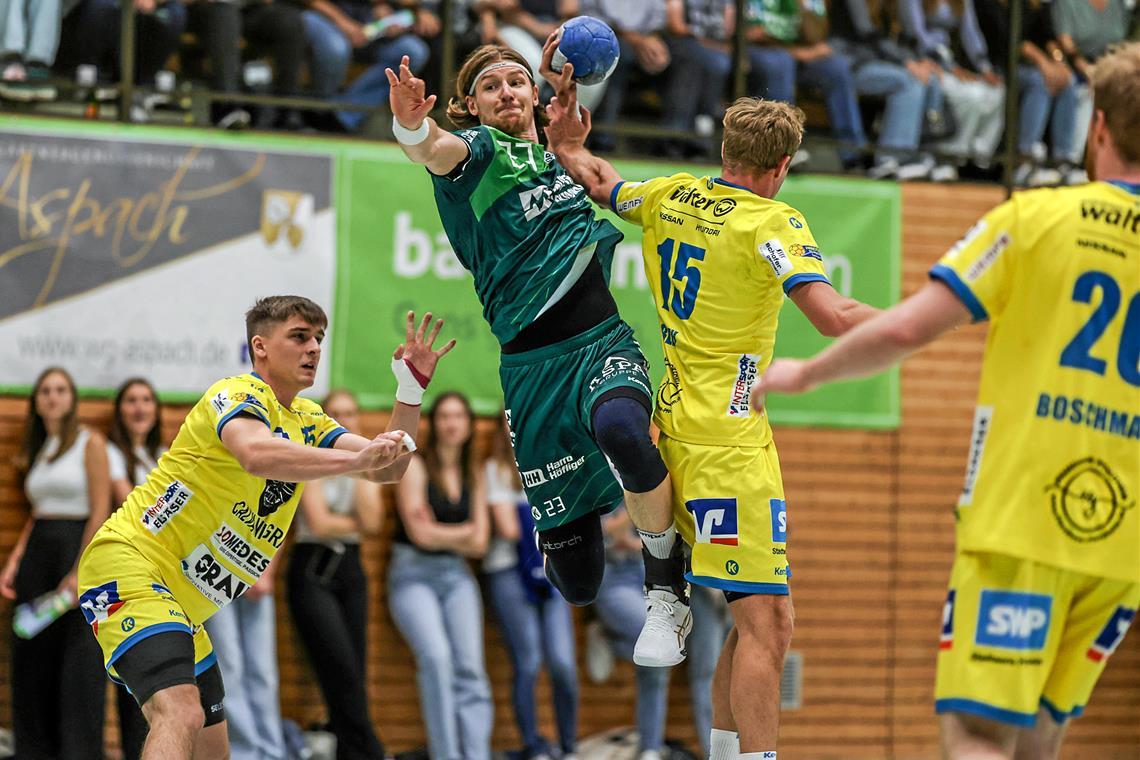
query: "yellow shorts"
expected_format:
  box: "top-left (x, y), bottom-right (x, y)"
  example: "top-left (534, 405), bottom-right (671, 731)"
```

top-left (659, 434), bottom-right (788, 595)
top-left (935, 551), bottom-right (1139, 726)
top-left (77, 529), bottom-right (215, 683)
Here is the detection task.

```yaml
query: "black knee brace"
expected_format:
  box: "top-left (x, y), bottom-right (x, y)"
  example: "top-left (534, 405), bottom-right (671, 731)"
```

top-left (591, 391), bottom-right (668, 494)
top-left (539, 512), bottom-right (606, 605)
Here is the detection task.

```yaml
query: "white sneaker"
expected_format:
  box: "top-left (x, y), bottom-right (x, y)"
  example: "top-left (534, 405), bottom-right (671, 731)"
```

top-left (867, 157), bottom-right (899, 180)
top-left (638, 751), bottom-right (664, 760)
top-left (585, 620), bottom-right (614, 683)
top-left (895, 157), bottom-right (934, 181)
top-left (930, 163), bottom-right (959, 183)
top-left (1028, 166), bottom-right (1063, 187)
top-left (1062, 164), bottom-right (1089, 185)
top-left (632, 588), bottom-right (692, 667)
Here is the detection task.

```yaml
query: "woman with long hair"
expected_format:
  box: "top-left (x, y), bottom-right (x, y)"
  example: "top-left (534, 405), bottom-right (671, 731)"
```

top-left (390, 391), bottom-right (492, 760)
top-left (482, 411), bottom-right (579, 760)
top-left (105, 377), bottom-right (165, 759)
top-left (288, 389), bottom-right (388, 759)
top-left (1, 367), bottom-right (110, 758)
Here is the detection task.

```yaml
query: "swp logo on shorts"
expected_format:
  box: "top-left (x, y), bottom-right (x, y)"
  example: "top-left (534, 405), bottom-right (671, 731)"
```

top-left (770, 498), bottom-right (787, 543)
top-left (686, 498), bottom-right (738, 545)
top-left (974, 590), bottom-right (1052, 651)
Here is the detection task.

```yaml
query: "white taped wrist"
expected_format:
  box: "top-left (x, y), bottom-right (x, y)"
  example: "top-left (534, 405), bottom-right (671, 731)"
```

top-left (393, 116), bottom-right (430, 146)
top-left (391, 357), bottom-right (428, 405)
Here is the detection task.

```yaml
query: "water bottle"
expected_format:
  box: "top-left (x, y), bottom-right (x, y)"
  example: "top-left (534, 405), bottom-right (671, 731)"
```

top-left (13, 588), bottom-right (75, 639)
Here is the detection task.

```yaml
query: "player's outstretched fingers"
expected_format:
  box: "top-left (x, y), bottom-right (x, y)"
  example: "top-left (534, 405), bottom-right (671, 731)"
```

top-left (435, 338), bottom-right (457, 358)
top-left (385, 67), bottom-right (399, 87)
top-left (425, 318), bottom-right (443, 348)
top-left (415, 312), bottom-right (432, 343)
top-left (404, 310), bottom-right (416, 344)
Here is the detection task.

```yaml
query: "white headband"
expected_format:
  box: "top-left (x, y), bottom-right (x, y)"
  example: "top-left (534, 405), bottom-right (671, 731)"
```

top-left (468, 60), bottom-right (533, 95)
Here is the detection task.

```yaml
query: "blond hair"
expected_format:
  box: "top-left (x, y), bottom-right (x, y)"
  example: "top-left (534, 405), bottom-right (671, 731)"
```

top-left (1091, 42), bottom-right (1140, 165)
top-left (722, 97), bottom-right (805, 175)
top-left (446, 45), bottom-right (546, 129)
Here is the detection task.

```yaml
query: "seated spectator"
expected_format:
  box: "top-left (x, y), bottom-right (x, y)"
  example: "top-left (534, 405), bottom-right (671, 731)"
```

top-left (587, 506), bottom-right (672, 760)
top-left (0, 0), bottom-right (61, 100)
top-left (301, 0), bottom-right (431, 132)
top-left (287, 389), bottom-right (388, 759)
top-left (663, 0), bottom-right (732, 157)
top-left (106, 377), bottom-right (167, 760)
top-left (579, 0), bottom-right (673, 151)
top-left (744, 0), bottom-right (872, 170)
top-left (482, 411), bottom-right (579, 760)
top-left (2, 367), bottom-right (109, 758)
top-left (390, 391), bottom-right (492, 760)
top-left (977, 0), bottom-right (1080, 186)
top-left (418, 0), bottom-right (485, 95)
top-left (829, 0), bottom-right (935, 179)
top-left (896, 0), bottom-right (1005, 181)
top-left (55, 0), bottom-right (186, 93)
top-left (185, 0), bottom-right (308, 129)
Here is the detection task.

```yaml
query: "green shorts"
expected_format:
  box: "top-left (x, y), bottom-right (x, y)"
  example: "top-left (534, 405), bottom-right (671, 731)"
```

top-left (500, 316), bottom-right (653, 532)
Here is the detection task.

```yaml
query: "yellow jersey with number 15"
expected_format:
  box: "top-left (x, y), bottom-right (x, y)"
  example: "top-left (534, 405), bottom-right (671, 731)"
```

top-left (931, 181), bottom-right (1140, 583)
top-left (90, 372), bottom-right (346, 623)
top-left (610, 173), bottom-right (831, 448)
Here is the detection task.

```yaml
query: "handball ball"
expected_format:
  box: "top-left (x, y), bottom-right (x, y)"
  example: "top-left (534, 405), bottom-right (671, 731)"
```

top-left (552, 16), bottom-right (620, 86)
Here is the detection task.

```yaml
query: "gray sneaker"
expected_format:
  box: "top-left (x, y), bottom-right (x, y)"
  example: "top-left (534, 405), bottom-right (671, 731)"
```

top-left (21, 63), bottom-right (56, 101)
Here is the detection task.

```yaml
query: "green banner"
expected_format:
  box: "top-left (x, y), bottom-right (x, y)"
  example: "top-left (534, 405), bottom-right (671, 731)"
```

top-left (334, 146), bottom-right (900, 428)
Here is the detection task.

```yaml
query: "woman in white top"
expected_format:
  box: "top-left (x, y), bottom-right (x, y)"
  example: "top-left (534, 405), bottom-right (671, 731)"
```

top-left (1, 366), bottom-right (111, 758)
top-left (287, 389), bottom-right (387, 759)
top-left (106, 377), bottom-right (166, 760)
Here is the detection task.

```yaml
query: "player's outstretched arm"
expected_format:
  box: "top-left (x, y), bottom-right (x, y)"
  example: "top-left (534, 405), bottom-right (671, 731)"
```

top-left (789, 281), bottom-right (882, 337)
top-left (385, 55), bottom-right (469, 175)
top-left (752, 281), bottom-right (972, 403)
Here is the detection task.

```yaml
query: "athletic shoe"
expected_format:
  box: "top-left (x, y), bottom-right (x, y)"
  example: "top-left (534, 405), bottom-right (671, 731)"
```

top-left (633, 588), bottom-right (693, 667)
top-left (866, 157), bottom-right (900, 180)
top-left (1061, 164), bottom-right (1089, 185)
top-left (584, 620), bottom-right (614, 683)
top-left (895, 157), bottom-right (934, 181)
top-left (930, 163), bottom-right (959, 183)
top-left (638, 750), bottom-right (664, 760)
top-left (1027, 166), bottom-right (1063, 187)
top-left (0, 61), bottom-right (28, 101)
top-left (21, 63), bottom-right (56, 101)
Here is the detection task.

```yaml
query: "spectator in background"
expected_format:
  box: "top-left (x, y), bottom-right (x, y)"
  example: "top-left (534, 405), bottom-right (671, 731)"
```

top-left (829, 0), bottom-right (935, 179)
top-left (578, 0), bottom-right (672, 151)
top-left (185, 0), bottom-right (308, 129)
top-left (744, 0), bottom-right (872, 171)
top-left (288, 389), bottom-right (388, 760)
top-left (896, 0), bottom-right (1005, 181)
top-left (663, 0), bottom-right (732, 157)
top-left (301, 0), bottom-right (431, 132)
top-left (0, 0), bottom-right (60, 100)
top-left (55, 0), bottom-right (186, 92)
top-left (1, 367), bottom-right (109, 759)
top-left (587, 505), bottom-right (672, 760)
top-left (391, 391), bottom-right (492, 760)
top-left (977, 0), bottom-right (1081, 186)
top-left (106, 377), bottom-right (166, 760)
top-left (482, 412), bottom-right (579, 760)
top-left (418, 0), bottom-right (485, 95)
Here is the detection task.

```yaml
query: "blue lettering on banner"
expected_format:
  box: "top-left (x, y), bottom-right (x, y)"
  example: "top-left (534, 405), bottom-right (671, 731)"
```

top-left (1034, 392), bottom-right (1140, 440)
top-left (975, 589), bottom-right (1052, 651)
top-left (770, 498), bottom-right (787, 543)
top-left (686, 498), bottom-right (739, 546)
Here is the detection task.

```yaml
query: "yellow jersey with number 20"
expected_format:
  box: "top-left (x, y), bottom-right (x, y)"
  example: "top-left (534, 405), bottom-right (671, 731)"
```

top-left (931, 181), bottom-right (1140, 583)
top-left (610, 173), bottom-right (831, 448)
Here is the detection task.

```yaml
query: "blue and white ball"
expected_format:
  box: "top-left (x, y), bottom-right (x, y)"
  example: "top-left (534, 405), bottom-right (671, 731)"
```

top-left (551, 16), bottom-right (620, 86)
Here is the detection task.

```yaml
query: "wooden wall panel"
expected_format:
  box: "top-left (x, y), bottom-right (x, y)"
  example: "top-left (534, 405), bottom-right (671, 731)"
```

top-left (0, 183), bottom-right (1135, 759)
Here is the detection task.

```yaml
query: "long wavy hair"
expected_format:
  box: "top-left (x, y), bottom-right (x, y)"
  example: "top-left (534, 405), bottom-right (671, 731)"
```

top-left (14, 366), bottom-right (80, 476)
top-left (487, 410), bottom-right (521, 491)
top-left (422, 391), bottom-right (478, 495)
top-left (108, 377), bottom-right (163, 486)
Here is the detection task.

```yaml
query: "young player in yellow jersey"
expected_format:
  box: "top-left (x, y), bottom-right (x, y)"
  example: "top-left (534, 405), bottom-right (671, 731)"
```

top-left (755, 43), bottom-right (1140, 760)
top-left (540, 38), bottom-right (880, 760)
top-left (77, 296), bottom-right (454, 760)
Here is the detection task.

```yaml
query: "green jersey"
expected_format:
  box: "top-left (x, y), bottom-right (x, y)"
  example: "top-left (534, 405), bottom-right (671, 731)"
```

top-left (430, 125), bottom-right (624, 344)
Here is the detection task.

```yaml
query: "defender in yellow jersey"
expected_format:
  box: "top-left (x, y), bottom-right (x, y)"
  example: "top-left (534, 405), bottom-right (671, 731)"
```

top-left (543, 39), bottom-right (879, 754)
top-left (756, 43), bottom-right (1140, 760)
top-left (77, 298), bottom-right (454, 760)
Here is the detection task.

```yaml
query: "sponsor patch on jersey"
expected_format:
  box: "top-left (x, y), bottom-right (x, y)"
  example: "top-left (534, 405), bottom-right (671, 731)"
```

top-left (210, 522), bottom-right (272, 578)
top-left (940, 589), bottom-right (956, 649)
top-left (727, 353), bottom-right (761, 417)
top-left (974, 589), bottom-right (1052, 651)
top-left (258, 479), bottom-right (297, 518)
top-left (520, 185), bottom-right (553, 221)
top-left (1087, 605), bottom-right (1135, 661)
top-left (789, 216), bottom-right (803, 229)
top-left (141, 480), bottom-right (193, 535)
top-left (211, 391), bottom-right (230, 416)
top-left (181, 544), bottom-right (250, 608)
top-left (965, 232), bottom-right (1011, 281)
top-left (686, 498), bottom-right (739, 546)
top-left (948, 219), bottom-right (987, 257)
top-left (769, 498), bottom-right (787, 542)
top-left (457, 129), bottom-right (480, 145)
top-left (760, 239), bottom-right (793, 278)
top-left (789, 243), bottom-right (822, 261)
top-left (79, 581), bottom-right (125, 630)
top-left (958, 406), bottom-right (992, 507)
top-left (617, 195), bottom-right (644, 214)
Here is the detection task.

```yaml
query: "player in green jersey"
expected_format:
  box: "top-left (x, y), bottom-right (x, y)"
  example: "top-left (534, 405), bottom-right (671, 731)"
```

top-left (385, 46), bottom-right (692, 667)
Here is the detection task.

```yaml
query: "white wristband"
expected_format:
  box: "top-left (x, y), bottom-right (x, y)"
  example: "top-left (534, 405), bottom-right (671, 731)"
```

top-left (391, 357), bottom-right (428, 405)
top-left (392, 116), bottom-right (430, 146)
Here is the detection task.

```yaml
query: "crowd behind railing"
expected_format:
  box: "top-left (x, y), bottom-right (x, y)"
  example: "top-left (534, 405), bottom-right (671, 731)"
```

top-left (1, 0), bottom-right (1137, 185)
top-left (6, 366), bottom-right (734, 760)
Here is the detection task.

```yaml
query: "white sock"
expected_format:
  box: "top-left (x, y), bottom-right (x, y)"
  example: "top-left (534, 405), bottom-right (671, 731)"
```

top-left (638, 521), bottom-right (676, 560)
top-left (739, 753), bottom-right (777, 759)
top-left (709, 728), bottom-right (739, 760)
